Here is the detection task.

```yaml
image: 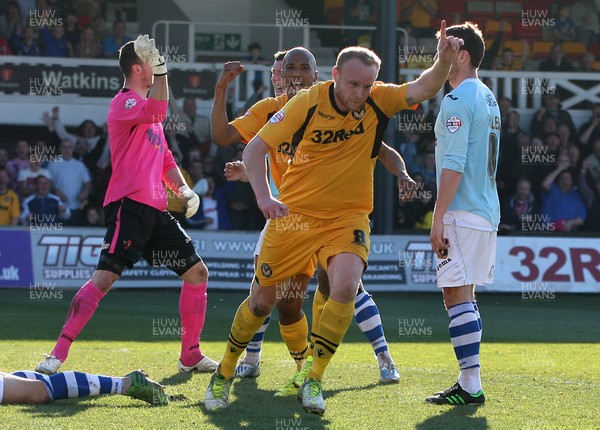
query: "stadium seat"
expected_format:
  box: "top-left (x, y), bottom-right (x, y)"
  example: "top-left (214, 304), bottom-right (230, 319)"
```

top-left (589, 44), bottom-right (600, 58)
top-left (495, 2), bottom-right (522, 19)
top-left (503, 39), bottom-right (528, 57)
top-left (531, 41), bottom-right (554, 58)
top-left (486, 19), bottom-right (513, 37)
top-left (514, 19), bottom-right (542, 41)
top-left (439, 0), bottom-right (467, 16)
top-left (561, 42), bottom-right (588, 59)
top-left (466, 1), bottom-right (495, 22)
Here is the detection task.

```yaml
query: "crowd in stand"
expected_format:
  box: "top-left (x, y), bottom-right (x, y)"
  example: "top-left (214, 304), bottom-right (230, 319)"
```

top-left (1, 0), bottom-right (599, 233)
top-left (0, 0), bottom-right (131, 58)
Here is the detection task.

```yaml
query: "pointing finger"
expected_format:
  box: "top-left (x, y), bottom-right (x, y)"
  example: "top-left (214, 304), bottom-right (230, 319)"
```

top-left (440, 19), bottom-right (447, 41)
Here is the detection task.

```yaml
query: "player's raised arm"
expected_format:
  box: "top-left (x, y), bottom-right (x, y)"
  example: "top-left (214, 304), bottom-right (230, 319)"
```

top-left (243, 136), bottom-right (288, 219)
top-left (405, 20), bottom-right (463, 105)
top-left (212, 61), bottom-right (245, 146)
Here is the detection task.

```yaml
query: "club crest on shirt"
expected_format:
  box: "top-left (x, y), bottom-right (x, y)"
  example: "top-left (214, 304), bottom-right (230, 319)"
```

top-left (352, 106), bottom-right (365, 120)
top-left (261, 263), bottom-right (273, 278)
top-left (270, 110), bottom-right (285, 124)
top-left (446, 116), bottom-right (462, 134)
top-left (125, 98), bottom-right (137, 110)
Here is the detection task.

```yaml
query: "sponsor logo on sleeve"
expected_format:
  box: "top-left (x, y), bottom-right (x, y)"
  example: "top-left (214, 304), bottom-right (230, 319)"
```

top-left (446, 116), bottom-right (462, 134)
top-left (270, 110), bottom-right (285, 124)
top-left (125, 98), bottom-right (137, 110)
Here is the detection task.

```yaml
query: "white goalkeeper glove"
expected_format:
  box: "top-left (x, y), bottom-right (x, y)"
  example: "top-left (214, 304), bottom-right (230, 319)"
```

top-left (133, 34), bottom-right (168, 76)
top-left (178, 185), bottom-right (199, 218)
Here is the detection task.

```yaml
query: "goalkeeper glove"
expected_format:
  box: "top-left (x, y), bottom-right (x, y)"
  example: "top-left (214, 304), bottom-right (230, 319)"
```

top-left (133, 34), bottom-right (168, 76)
top-left (178, 185), bottom-right (199, 218)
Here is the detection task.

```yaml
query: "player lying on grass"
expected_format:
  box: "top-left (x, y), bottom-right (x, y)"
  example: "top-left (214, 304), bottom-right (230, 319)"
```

top-left (0, 369), bottom-right (167, 405)
top-left (213, 48), bottom-right (412, 392)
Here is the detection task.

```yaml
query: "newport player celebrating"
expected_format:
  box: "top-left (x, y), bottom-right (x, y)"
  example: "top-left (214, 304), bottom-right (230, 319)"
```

top-left (0, 369), bottom-right (167, 406)
top-left (426, 22), bottom-right (500, 406)
top-left (213, 48), bottom-right (409, 390)
top-left (35, 35), bottom-right (217, 376)
top-left (205, 21), bottom-right (463, 415)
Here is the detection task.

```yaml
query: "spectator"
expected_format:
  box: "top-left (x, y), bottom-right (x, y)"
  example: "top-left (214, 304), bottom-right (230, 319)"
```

top-left (14, 25), bottom-right (39, 55)
top-left (17, 153), bottom-right (51, 199)
top-left (343, 0), bottom-right (376, 46)
top-left (0, 1), bottom-right (23, 45)
top-left (6, 140), bottom-right (30, 191)
top-left (566, 143), bottom-right (582, 184)
top-left (396, 172), bottom-right (434, 229)
top-left (579, 160), bottom-right (600, 230)
top-left (0, 168), bottom-right (20, 226)
top-left (102, 19), bottom-right (131, 58)
top-left (17, 0), bottom-right (36, 20)
top-left (400, 0), bottom-right (437, 38)
top-left (571, 0), bottom-right (600, 45)
top-left (0, 148), bottom-right (9, 171)
top-left (81, 203), bottom-right (102, 227)
top-left (498, 96), bottom-right (512, 126)
top-left (190, 160), bottom-right (208, 197)
top-left (242, 42), bottom-right (269, 86)
top-left (414, 150), bottom-right (436, 194)
top-left (43, 106), bottom-right (109, 169)
top-left (20, 175), bottom-right (70, 226)
top-left (92, 15), bottom-right (109, 43)
top-left (168, 94), bottom-right (212, 157)
top-left (242, 78), bottom-right (268, 111)
top-left (499, 178), bottom-right (540, 233)
top-left (199, 176), bottom-right (218, 230)
top-left (39, 26), bottom-right (72, 57)
top-left (541, 162), bottom-right (587, 231)
top-left (495, 48), bottom-right (523, 71)
top-left (578, 52), bottom-right (597, 72)
top-left (539, 43), bottom-right (574, 71)
top-left (582, 137), bottom-right (600, 182)
top-left (554, 4), bottom-right (577, 42)
top-left (76, 25), bottom-right (101, 58)
top-left (578, 103), bottom-right (600, 148)
top-left (47, 139), bottom-right (91, 225)
top-left (64, 12), bottom-right (80, 51)
top-left (530, 92), bottom-right (576, 137)
top-left (0, 35), bottom-right (13, 54)
top-left (557, 123), bottom-right (576, 150)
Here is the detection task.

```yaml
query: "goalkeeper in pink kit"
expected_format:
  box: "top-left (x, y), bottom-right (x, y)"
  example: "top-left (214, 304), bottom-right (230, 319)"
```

top-left (35, 35), bottom-right (217, 375)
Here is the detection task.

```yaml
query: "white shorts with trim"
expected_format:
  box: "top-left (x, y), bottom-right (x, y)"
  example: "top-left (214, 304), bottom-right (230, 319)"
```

top-left (436, 216), bottom-right (497, 288)
top-left (253, 220), bottom-right (270, 257)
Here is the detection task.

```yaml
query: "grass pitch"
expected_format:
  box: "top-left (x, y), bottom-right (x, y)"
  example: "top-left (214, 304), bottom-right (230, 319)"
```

top-left (0, 288), bottom-right (598, 429)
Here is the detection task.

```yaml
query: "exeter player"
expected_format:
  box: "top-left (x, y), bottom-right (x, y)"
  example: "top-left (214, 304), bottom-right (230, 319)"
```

top-left (427, 22), bottom-right (500, 406)
top-left (35, 35), bottom-right (217, 376)
top-left (0, 369), bottom-right (167, 405)
top-left (212, 48), bottom-right (409, 393)
top-left (206, 22), bottom-right (462, 415)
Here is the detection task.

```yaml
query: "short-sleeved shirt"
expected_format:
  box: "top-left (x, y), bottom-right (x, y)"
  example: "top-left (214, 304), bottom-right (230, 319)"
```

top-left (104, 89), bottom-right (177, 211)
top-left (256, 80), bottom-right (415, 219)
top-left (231, 93), bottom-right (289, 196)
top-left (0, 189), bottom-right (20, 225)
top-left (434, 78), bottom-right (501, 230)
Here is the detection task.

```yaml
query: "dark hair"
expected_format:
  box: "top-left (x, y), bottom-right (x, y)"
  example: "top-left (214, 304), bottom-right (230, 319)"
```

top-left (440, 22), bottom-right (485, 69)
top-left (78, 120), bottom-right (98, 135)
top-left (118, 41), bottom-right (142, 78)
top-left (248, 42), bottom-right (261, 52)
top-left (273, 50), bottom-right (287, 61)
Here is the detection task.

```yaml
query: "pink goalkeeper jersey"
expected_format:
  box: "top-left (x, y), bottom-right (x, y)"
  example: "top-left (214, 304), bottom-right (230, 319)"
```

top-left (104, 88), bottom-right (177, 211)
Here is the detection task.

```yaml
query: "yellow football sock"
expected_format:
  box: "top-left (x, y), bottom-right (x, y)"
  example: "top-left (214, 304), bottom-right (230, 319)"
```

top-left (307, 298), bottom-right (353, 381)
top-left (219, 297), bottom-right (266, 379)
top-left (279, 314), bottom-right (309, 370)
top-left (309, 288), bottom-right (328, 356)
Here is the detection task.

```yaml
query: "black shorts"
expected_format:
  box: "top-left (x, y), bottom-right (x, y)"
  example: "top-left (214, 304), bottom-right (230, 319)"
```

top-left (99, 198), bottom-right (200, 276)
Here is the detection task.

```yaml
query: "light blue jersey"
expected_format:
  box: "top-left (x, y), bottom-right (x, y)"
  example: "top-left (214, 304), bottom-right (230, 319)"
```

top-left (266, 154), bottom-right (280, 199)
top-left (434, 78), bottom-right (501, 229)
